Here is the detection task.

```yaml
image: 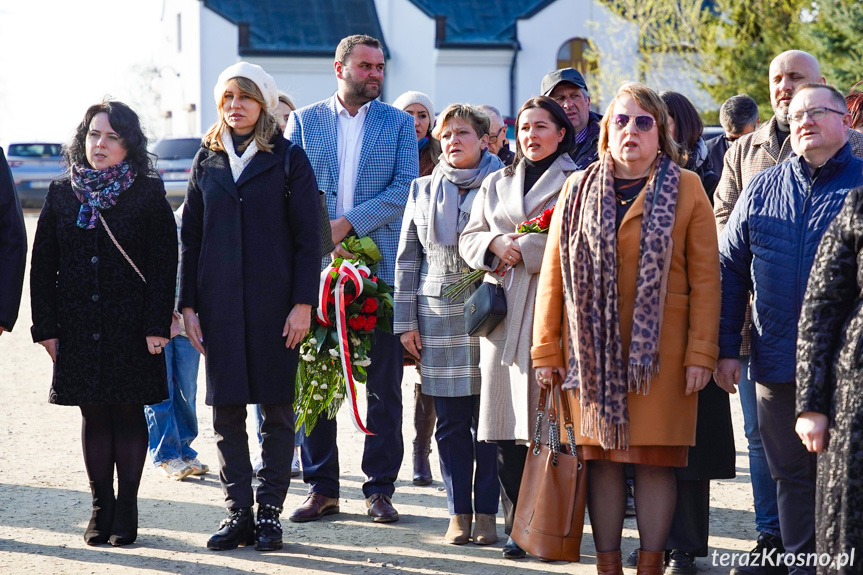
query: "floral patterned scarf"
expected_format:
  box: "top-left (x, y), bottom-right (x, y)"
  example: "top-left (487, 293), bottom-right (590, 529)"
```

top-left (559, 152), bottom-right (679, 449)
top-left (71, 160), bottom-right (136, 229)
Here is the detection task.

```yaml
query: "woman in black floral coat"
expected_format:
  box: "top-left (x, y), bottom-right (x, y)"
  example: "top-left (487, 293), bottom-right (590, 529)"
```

top-left (797, 186), bottom-right (863, 575)
top-left (30, 100), bottom-right (177, 547)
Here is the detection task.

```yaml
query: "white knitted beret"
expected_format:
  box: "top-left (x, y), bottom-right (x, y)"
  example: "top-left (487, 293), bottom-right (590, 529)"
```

top-left (392, 91), bottom-right (435, 123)
top-left (214, 62), bottom-right (278, 112)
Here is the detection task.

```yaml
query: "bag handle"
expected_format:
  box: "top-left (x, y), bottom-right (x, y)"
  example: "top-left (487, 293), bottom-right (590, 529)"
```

top-left (99, 213), bottom-right (146, 283)
top-left (531, 374), bottom-right (579, 466)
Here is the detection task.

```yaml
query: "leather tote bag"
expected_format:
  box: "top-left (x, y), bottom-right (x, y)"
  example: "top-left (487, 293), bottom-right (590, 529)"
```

top-left (512, 377), bottom-right (587, 562)
top-left (463, 279), bottom-right (506, 337)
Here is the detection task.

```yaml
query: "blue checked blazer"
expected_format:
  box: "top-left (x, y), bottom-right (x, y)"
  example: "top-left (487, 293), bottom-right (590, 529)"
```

top-left (286, 95), bottom-right (419, 284)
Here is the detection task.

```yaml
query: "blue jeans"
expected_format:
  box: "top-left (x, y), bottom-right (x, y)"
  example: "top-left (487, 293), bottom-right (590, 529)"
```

top-left (145, 336), bottom-right (202, 465)
top-left (739, 355), bottom-right (781, 537)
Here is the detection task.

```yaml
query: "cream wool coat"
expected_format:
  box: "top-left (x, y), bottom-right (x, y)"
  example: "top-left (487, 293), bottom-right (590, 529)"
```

top-left (459, 153), bottom-right (577, 442)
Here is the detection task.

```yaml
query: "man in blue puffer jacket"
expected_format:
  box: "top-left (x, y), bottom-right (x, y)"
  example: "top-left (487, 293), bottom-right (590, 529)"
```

top-left (717, 83), bottom-right (863, 575)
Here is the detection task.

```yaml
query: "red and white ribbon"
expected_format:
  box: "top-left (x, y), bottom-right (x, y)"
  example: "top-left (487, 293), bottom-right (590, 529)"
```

top-left (317, 261), bottom-right (374, 435)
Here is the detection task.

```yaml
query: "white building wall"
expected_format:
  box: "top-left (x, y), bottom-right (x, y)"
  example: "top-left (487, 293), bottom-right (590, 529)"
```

top-left (375, 0), bottom-right (437, 106)
top-left (199, 7), bottom-right (240, 132)
top-left (157, 0), bottom-right (204, 137)
top-left (432, 49), bottom-right (513, 113)
top-left (517, 0), bottom-right (639, 113)
top-left (247, 57), bottom-right (336, 109)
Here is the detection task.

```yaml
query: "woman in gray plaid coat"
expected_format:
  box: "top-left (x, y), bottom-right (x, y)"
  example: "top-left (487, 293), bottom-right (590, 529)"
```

top-left (394, 104), bottom-right (503, 546)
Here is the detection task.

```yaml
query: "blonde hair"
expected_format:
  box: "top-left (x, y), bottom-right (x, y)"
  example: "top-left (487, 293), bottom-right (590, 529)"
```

top-left (598, 82), bottom-right (684, 166)
top-left (278, 91), bottom-right (296, 112)
top-left (204, 76), bottom-right (277, 153)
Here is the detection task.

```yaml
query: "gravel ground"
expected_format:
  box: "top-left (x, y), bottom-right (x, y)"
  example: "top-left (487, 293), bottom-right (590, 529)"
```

top-left (0, 213), bottom-right (754, 574)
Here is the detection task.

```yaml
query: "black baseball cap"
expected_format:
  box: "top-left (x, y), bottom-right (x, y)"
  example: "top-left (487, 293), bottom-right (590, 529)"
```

top-left (541, 68), bottom-right (588, 96)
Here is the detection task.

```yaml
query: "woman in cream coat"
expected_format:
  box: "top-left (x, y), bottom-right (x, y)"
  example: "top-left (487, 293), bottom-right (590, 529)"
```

top-left (459, 96), bottom-right (576, 559)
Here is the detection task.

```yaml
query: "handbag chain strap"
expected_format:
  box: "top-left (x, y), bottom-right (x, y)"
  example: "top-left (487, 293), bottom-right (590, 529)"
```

top-left (98, 213), bottom-right (147, 283)
top-left (547, 383), bottom-right (560, 466)
top-left (532, 385), bottom-right (548, 455)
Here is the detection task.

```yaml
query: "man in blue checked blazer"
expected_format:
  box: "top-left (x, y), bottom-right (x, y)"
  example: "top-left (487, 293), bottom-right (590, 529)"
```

top-left (285, 34), bottom-right (419, 524)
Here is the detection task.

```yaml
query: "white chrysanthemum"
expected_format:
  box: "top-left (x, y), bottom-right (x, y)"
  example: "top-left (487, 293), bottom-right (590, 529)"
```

top-left (306, 408), bottom-right (313, 413)
top-left (353, 358), bottom-right (372, 367)
top-left (309, 338), bottom-right (317, 345)
top-left (320, 383), bottom-right (328, 389)
top-left (329, 348), bottom-right (339, 357)
top-left (321, 365), bottom-right (327, 371)
top-left (302, 354), bottom-right (315, 362)
top-left (333, 393), bottom-right (344, 398)
top-left (312, 394), bottom-right (323, 401)
top-left (310, 380), bottom-right (318, 387)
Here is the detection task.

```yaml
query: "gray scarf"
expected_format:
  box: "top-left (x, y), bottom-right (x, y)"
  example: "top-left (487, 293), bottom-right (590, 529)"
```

top-left (426, 150), bottom-right (503, 272)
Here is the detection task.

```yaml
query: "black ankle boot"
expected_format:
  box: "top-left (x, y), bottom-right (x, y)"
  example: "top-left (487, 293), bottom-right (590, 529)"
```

top-left (84, 481), bottom-right (115, 545)
top-left (109, 480), bottom-right (139, 546)
top-left (255, 503), bottom-right (283, 551)
top-left (207, 507), bottom-right (254, 550)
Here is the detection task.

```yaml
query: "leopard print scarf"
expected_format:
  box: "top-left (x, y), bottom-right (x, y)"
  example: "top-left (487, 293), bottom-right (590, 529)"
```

top-left (559, 152), bottom-right (679, 449)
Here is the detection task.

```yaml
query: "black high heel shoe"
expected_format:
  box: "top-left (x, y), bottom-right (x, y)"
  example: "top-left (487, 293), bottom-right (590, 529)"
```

top-left (207, 507), bottom-right (255, 550)
top-left (255, 503), bottom-right (283, 551)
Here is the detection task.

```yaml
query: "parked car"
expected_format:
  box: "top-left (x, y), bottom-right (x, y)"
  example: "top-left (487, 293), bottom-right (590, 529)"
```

top-left (152, 137), bottom-right (201, 206)
top-left (7, 143), bottom-right (65, 208)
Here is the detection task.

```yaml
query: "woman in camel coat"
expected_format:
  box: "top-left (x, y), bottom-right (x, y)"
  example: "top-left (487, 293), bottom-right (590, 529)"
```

top-left (531, 83), bottom-right (720, 575)
top-left (459, 96), bottom-right (577, 559)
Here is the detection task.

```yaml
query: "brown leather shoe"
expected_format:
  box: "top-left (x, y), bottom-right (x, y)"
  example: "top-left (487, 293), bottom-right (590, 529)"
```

top-left (636, 549), bottom-right (666, 575)
top-left (471, 513), bottom-right (498, 545)
top-left (365, 493), bottom-right (399, 523)
top-left (445, 514), bottom-right (472, 544)
top-left (288, 493), bottom-right (340, 523)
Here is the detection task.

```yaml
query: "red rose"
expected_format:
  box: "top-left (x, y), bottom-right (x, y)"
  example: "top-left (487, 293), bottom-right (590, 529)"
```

top-left (361, 298), bottom-right (378, 314)
top-left (348, 316), bottom-right (366, 331)
top-left (344, 291), bottom-right (355, 305)
top-left (364, 315), bottom-right (377, 331)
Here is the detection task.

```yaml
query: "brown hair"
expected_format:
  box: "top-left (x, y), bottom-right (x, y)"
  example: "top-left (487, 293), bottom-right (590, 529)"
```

top-left (335, 34), bottom-right (383, 64)
top-left (203, 77), bottom-right (277, 154)
top-left (598, 82), bottom-right (684, 166)
top-left (432, 103), bottom-right (491, 140)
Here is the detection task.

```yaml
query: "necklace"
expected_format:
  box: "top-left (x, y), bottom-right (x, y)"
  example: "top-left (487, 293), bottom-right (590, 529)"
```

top-left (615, 192), bottom-right (639, 205)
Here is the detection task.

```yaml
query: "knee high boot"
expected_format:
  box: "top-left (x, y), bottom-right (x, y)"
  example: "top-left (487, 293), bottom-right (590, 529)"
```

top-left (412, 383), bottom-right (436, 486)
top-left (84, 481), bottom-right (115, 545)
top-left (109, 480), bottom-right (139, 546)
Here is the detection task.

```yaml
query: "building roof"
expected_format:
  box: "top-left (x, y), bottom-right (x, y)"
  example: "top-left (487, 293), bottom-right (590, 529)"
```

top-left (202, 0), bottom-right (388, 57)
top-left (408, 0), bottom-right (554, 48)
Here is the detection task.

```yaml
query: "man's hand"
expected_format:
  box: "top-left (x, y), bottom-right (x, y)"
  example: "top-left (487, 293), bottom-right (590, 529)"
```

top-left (796, 412), bottom-right (829, 453)
top-left (331, 216), bottom-right (354, 245)
top-left (146, 336), bottom-right (169, 355)
top-left (714, 357), bottom-right (741, 394)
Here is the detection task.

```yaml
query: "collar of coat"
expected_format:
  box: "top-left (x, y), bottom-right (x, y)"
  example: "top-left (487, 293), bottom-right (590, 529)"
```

top-left (199, 135), bottom-right (284, 201)
top-left (790, 141), bottom-right (855, 184)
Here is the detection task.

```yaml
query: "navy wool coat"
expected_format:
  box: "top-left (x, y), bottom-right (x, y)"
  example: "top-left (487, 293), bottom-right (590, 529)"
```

top-left (30, 175), bottom-right (177, 405)
top-left (179, 135), bottom-right (322, 406)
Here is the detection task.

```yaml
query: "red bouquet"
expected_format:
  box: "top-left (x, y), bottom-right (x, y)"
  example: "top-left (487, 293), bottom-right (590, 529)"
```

top-left (517, 207), bottom-right (554, 233)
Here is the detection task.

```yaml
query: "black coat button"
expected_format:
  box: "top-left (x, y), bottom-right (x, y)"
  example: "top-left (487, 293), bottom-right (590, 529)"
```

top-left (92, 333), bottom-right (100, 341)
top-left (92, 295), bottom-right (100, 302)
top-left (91, 256), bottom-right (99, 263)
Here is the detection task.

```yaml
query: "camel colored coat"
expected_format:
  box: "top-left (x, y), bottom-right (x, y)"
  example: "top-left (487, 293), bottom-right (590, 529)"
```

top-left (459, 154), bottom-right (577, 442)
top-left (532, 169), bottom-right (720, 447)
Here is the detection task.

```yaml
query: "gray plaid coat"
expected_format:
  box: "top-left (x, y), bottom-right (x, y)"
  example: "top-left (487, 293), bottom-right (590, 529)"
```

top-left (393, 174), bottom-right (484, 397)
top-left (714, 117), bottom-right (863, 355)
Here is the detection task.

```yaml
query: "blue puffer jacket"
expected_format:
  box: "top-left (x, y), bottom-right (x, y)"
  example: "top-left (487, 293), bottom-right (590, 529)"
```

top-left (719, 143), bottom-right (863, 383)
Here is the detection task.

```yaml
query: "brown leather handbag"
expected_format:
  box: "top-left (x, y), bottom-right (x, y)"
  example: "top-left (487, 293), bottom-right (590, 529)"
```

top-left (512, 377), bottom-right (587, 562)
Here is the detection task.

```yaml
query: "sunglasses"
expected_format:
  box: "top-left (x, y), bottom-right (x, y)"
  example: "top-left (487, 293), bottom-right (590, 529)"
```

top-left (611, 114), bottom-right (655, 132)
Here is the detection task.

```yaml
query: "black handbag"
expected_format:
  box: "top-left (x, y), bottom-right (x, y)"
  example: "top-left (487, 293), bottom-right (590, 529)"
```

top-left (284, 140), bottom-right (334, 256)
top-left (464, 279), bottom-right (507, 337)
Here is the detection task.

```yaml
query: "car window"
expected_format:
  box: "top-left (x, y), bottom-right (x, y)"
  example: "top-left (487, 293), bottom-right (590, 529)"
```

top-left (153, 139), bottom-right (201, 160)
top-left (9, 143), bottom-right (62, 157)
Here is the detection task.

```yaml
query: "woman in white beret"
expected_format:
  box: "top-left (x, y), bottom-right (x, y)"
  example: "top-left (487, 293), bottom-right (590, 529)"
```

top-left (179, 62), bottom-right (322, 552)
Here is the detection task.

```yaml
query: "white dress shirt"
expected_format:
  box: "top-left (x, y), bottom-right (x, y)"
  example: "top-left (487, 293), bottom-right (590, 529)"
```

top-left (335, 98), bottom-right (370, 218)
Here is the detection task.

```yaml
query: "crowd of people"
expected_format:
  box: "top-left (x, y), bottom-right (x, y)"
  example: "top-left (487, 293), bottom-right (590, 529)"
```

top-left (2, 33), bottom-right (863, 575)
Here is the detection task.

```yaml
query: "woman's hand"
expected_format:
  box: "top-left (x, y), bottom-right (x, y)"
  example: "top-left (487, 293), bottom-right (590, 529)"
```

top-left (685, 366), bottom-right (712, 395)
top-left (796, 412), bottom-right (829, 453)
top-left (490, 233), bottom-right (525, 272)
top-left (535, 366), bottom-right (566, 389)
top-left (39, 338), bottom-right (58, 363)
top-left (147, 336), bottom-right (169, 355)
top-left (284, 303), bottom-right (312, 349)
top-left (400, 330), bottom-right (422, 360)
top-left (182, 307), bottom-right (206, 356)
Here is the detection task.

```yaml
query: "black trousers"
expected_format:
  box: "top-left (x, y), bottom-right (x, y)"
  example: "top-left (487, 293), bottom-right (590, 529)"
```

top-left (497, 439), bottom-right (528, 535)
top-left (666, 479), bottom-right (710, 556)
top-left (757, 381), bottom-right (817, 575)
top-left (213, 402), bottom-right (294, 510)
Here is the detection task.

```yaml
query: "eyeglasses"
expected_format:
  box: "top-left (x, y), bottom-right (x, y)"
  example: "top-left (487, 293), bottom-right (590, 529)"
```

top-left (611, 114), bottom-right (655, 132)
top-left (786, 107), bottom-right (847, 124)
top-left (488, 126), bottom-right (506, 143)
